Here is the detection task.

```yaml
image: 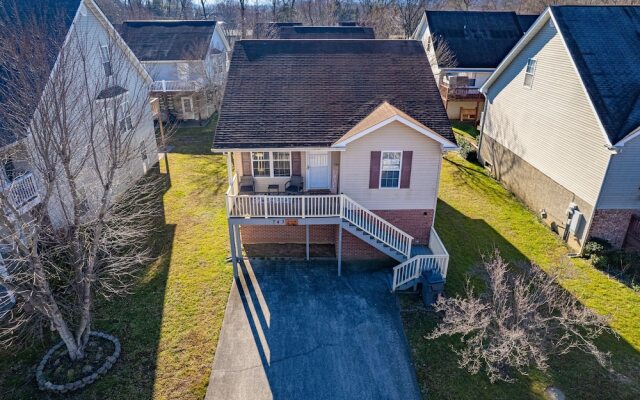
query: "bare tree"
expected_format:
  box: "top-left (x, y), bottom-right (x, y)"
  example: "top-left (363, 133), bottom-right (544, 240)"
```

top-left (427, 251), bottom-right (613, 383)
top-left (395, 0), bottom-right (425, 38)
top-left (0, 3), bottom-right (162, 361)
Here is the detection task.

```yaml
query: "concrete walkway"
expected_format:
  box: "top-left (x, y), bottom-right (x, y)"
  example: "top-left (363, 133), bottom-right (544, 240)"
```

top-left (205, 260), bottom-right (420, 400)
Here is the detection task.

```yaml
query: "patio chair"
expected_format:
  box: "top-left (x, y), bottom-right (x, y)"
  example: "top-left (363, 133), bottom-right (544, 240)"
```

top-left (285, 175), bottom-right (304, 193)
top-left (239, 176), bottom-right (255, 193)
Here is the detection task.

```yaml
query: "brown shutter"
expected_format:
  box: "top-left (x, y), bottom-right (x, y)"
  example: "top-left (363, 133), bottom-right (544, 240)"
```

top-left (291, 151), bottom-right (301, 176)
top-left (400, 151), bottom-right (413, 188)
top-left (241, 152), bottom-right (252, 176)
top-left (369, 151), bottom-right (381, 189)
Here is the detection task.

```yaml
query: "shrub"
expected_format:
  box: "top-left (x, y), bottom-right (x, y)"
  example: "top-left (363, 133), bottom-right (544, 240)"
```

top-left (585, 238), bottom-right (640, 288)
top-left (457, 136), bottom-right (477, 162)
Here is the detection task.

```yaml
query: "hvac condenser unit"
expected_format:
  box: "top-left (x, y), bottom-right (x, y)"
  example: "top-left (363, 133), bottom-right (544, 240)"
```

top-left (569, 210), bottom-right (584, 236)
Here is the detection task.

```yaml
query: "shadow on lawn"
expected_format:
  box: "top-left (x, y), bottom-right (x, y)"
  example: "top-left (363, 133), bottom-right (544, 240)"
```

top-left (167, 116), bottom-right (217, 156)
top-left (420, 200), bottom-right (640, 399)
top-left (0, 166), bottom-right (178, 400)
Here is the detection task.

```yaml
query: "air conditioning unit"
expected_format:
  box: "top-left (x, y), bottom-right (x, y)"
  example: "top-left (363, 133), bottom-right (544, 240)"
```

top-left (569, 210), bottom-right (584, 236)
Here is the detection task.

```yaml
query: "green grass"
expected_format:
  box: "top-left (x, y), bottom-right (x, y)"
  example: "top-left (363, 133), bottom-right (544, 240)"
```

top-left (451, 120), bottom-right (480, 140)
top-left (0, 120), bottom-right (232, 399)
top-left (402, 154), bottom-right (640, 399)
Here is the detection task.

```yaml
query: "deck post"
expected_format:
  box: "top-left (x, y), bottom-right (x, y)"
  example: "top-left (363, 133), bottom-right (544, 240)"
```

top-left (228, 222), bottom-right (238, 279)
top-left (306, 224), bottom-right (310, 261)
top-left (234, 223), bottom-right (243, 262)
top-left (337, 221), bottom-right (343, 276)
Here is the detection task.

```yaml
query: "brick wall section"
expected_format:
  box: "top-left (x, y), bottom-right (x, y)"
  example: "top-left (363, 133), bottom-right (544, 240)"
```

top-left (240, 225), bottom-right (336, 244)
top-left (371, 209), bottom-right (433, 244)
top-left (239, 209), bottom-right (434, 260)
top-left (589, 209), bottom-right (638, 248)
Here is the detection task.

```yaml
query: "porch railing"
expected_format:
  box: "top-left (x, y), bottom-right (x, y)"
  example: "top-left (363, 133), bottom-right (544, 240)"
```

top-left (226, 188), bottom-right (414, 258)
top-left (391, 228), bottom-right (449, 291)
top-left (151, 80), bottom-right (204, 92)
top-left (3, 172), bottom-right (40, 212)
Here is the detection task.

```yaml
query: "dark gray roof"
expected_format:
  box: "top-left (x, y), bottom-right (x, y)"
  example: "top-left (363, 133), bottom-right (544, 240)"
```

top-left (0, 0), bottom-right (81, 147)
top-left (119, 20), bottom-right (217, 61)
top-left (97, 85), bottom-right (128, 100)
top-left (254, 22), bottom-right (302, 38)
top-left (214, 40), bottom-right (453, 149)
top-left (425, 11), bottom-right (532, 69)
top-left (517, 14), bottom-right (538, 32)
top-left (277, 26), bottom-right (375, 39)
top-left (551, 6), bottom-right (640, 144)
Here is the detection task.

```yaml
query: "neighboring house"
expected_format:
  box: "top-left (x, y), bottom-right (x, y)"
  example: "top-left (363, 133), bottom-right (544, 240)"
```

top-left (479, 6), bottom-right (640, 252)
top-left (0, 0), bottom-right (159, 310)
top-left (276, 26), bottom-right (375, 39)
top-left (413, 11), bottom-right (537, 122)
top-left (119, 20), bottom-right (231, 122)
top-left (213, 40), bottom-right (457, 291)
top-left (254, 23), bottom-right (375, 39)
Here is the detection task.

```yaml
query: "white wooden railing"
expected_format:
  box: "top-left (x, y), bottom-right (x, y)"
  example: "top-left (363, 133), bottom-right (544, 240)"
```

top-left (3, 172), bottom-right (40, 212)
top-left (226, 190), bottom-right (414, 258)
top-left (151, 80), bottom-right (204, 92)
top-left (341, 196), bottom-right (413, 258)
top-left (391, 228), bottom-right (449, 291)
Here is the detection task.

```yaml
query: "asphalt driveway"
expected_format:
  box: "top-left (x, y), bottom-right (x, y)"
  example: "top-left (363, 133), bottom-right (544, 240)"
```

top-left (205, 260), bottom-right (420, 400)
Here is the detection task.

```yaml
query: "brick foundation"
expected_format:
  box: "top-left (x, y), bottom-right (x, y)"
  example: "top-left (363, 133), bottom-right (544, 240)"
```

top-left (241, 224), bottom-right (336, 244)
top-left (238, 209), bottom-right (434, 260)
top-left (589, 209), bottom-right (638, 248)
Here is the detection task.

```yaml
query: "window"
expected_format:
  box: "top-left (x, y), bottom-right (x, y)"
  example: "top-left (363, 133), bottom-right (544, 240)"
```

top-left (139, 141), bottom-right (148, 161)
top-left (272, 152), bottom-right (291, 177)
top-left (177, 63), bottom-right (189, 81)
top-left (251, 152), bottom-right (271, 177)
top-left (380, 151), bottom-right (402, 188)
top-left (117, 97), bottom-right (133, 134)
top-left (251, 151), bottom-right (291, 178)
top-left (100, 45), bottom-right (112, 77)
top-left (524, 58), bottom-right (537, 88)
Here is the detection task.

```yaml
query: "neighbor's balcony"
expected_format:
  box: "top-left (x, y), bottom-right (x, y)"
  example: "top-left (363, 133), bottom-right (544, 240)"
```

top-left (2, 172), bottom-right (41, 214)
top-left (439, 84), bottom-right (484, 101)
top-left (151, 79), bottom-right (205, 92)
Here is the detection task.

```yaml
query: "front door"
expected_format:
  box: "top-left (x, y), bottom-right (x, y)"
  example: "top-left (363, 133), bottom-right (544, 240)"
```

top-left (307, 151), bottom-right (330, 189)
top-left (181, 97), bottom-right (195, 120)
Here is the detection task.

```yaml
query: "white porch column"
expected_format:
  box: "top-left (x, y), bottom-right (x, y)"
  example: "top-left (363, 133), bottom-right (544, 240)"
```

top-left (226, 152), bottom-right (233, 186)
top-left (306, 224), bottom-right (310, 261)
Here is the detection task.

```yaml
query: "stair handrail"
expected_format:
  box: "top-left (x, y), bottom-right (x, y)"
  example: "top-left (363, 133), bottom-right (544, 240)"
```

top-left (340, 195), bottom-right (413, 258)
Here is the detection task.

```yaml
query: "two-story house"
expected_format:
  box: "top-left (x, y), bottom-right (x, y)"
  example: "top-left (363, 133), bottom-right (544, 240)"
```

top-left (119, 20), bottom-right (231, 122)
top-left (213, 40), bottom-right (457, 291)
top-left (0, 0), bottom-right (159, 309)
top-left (413, 11), bottom-right (537, 122)
top-left (479, 6), bottom-right (640, 251)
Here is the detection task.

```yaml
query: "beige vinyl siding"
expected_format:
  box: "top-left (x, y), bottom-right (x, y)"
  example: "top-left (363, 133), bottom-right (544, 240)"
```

top-left (599, 135), bottom-right (640, 209)
top-left (339, 121), bottom-right (442, 210)
top-left (483, 20), bottom-right (610, 206)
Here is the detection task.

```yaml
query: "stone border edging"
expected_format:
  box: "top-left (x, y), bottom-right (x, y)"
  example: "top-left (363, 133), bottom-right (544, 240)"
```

top-left (36, 331), bottom-right (121, 394)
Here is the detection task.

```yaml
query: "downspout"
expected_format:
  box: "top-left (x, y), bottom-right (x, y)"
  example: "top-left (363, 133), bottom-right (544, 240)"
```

top-left (476, 97), bottom-right (490, 163)
top-left (578, 149), bottom-right (616, 256)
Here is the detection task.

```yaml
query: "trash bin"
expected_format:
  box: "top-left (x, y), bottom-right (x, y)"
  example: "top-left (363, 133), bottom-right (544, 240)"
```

top-left (421, 270), bottom-right (445, 306)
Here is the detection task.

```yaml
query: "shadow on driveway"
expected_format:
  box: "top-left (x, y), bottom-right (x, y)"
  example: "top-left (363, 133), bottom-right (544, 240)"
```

top-left (206, 260), bottom-right (420, 400)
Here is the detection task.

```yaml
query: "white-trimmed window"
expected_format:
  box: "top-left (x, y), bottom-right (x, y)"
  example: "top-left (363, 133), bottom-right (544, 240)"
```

top-left (380, 151), bottom-right (402, 189)
top-left (272, 152), bottom-right (291, 177)
top-left (251, 151), bottom-right (291, 178)
top-left (100, 45), bottom-right (112, 77)
top-left (524, 58), bottom-right (537, 88)
top-left (117, 97), bottom-right (133, 134)
top-left (251, 152), bottom-right (271, 177)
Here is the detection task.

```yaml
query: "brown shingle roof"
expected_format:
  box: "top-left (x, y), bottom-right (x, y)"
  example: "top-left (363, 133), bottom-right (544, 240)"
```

top-left (213, 40), bottom-right (453, 149)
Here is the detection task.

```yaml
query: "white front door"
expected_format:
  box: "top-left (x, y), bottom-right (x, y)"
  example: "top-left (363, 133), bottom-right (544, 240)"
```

top-left (181, 97), bottom-right (195, 120)
top-left (307, 151), bottom-right (330, 189)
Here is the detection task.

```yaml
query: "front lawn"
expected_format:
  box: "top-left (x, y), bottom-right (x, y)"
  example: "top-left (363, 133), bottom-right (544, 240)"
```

top-left (402, 154), bottom-right (640, 399)
top-left (0, 119), bottom-right (232, 399)
top-left (451, 120), bottom-right (480, 139)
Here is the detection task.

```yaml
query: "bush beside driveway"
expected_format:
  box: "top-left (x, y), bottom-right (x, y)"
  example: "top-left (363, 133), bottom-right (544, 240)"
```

top-left (402, 154), bottom-right (640, 399)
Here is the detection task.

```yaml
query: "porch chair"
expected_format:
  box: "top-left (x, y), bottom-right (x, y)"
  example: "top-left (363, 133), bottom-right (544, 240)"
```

top-left (285, 175), bottom-right (304, 193)
top-left (239, 176), bottom-right (255, 193)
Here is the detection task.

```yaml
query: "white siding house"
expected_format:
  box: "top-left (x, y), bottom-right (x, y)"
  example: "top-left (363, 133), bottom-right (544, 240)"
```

top-left (479, 6), bottom-right (640, 251)
top-left (119, 20), bottom-right (231, 122)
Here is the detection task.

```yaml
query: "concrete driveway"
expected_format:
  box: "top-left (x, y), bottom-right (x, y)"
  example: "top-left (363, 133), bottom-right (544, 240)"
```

top-left (205, 260), bottom-right (420, 400)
